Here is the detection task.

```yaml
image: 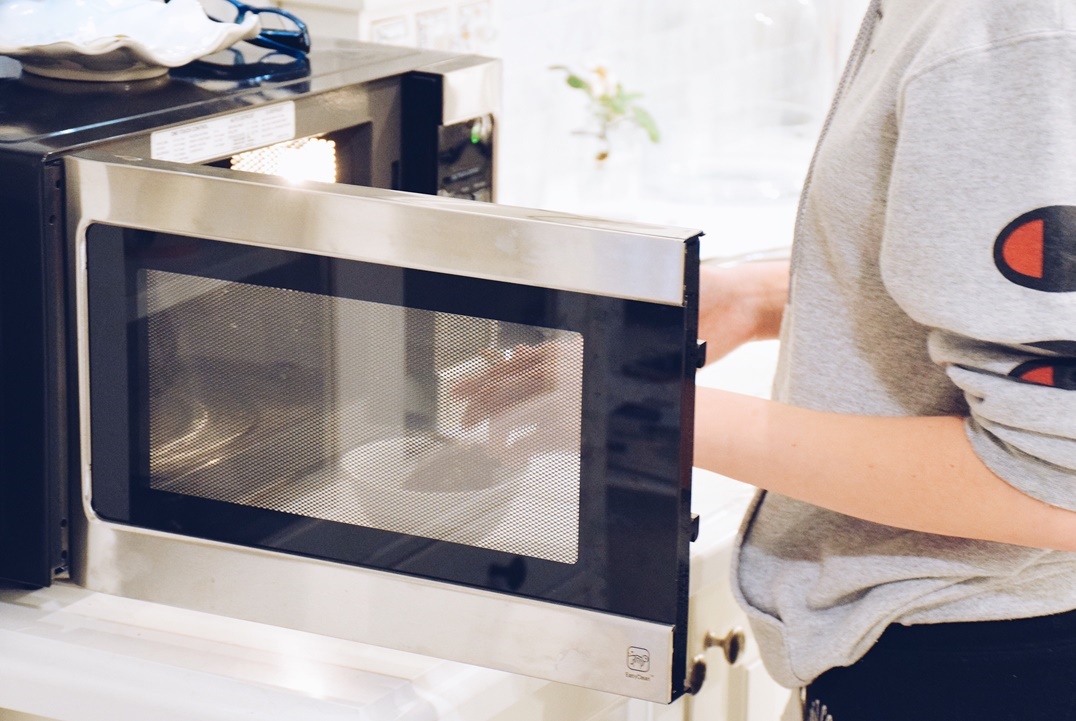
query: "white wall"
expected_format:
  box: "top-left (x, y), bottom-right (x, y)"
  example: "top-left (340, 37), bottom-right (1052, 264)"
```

top-left (502, 0), bottom-right (874, 211)
top-left (276, 0), bottom-right (871, 220)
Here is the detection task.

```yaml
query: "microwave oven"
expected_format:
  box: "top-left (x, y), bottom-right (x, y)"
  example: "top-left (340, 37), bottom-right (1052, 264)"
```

top-left (0, 40), bottom-right (703, 703)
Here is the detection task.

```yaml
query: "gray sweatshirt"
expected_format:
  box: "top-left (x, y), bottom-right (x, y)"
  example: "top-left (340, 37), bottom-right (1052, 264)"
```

top-left (732, 0), bottom-right (1076, 690)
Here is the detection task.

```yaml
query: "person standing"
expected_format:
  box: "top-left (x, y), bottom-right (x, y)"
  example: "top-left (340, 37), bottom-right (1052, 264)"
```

top-left (694, 0), bottom-right (1076, 718)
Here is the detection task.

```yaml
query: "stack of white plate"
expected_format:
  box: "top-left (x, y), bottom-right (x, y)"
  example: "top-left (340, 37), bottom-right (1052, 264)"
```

top-left (0, 0), bottom-right (260, 81)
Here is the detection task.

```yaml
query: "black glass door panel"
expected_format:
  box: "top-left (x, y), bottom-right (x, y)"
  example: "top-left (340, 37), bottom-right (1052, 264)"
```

top-left (86, 223), bottom-right (694, 624)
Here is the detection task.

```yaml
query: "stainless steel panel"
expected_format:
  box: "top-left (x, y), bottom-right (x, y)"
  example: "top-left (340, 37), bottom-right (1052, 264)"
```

top-left (72, 509), bottom-right (676, 703)
top-left (418, 55), bottom-right (502, 126)
top-left (66, 154), bottom-right (697, 305)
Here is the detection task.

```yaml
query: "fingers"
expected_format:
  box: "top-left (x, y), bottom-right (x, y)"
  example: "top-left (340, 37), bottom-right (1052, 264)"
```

top-left (453, 342), bottom-right (560, 428)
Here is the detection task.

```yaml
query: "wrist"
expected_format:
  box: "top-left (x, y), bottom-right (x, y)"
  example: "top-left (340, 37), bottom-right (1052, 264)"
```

top-left (723, 260), bottom-right (789, 344)
top-left (746, 260), bottom-right (790, 342)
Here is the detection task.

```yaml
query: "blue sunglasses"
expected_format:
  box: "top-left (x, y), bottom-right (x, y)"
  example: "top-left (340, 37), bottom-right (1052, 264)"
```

top-left (222, 0), bottom-right (311, 55)
top-left (169, 0), bottom-right (311, 56)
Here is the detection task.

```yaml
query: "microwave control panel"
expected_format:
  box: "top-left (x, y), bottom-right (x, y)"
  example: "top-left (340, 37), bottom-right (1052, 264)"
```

top-left (437, 115), bottom-right (494, 201)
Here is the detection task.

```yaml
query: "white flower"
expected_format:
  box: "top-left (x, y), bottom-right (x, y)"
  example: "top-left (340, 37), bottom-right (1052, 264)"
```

top-left (584, 63), bottom-right (618, 98)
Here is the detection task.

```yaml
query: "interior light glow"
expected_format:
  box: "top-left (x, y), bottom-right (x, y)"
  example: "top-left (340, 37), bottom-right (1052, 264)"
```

top-left (231, 137), bottom-right (338, 184)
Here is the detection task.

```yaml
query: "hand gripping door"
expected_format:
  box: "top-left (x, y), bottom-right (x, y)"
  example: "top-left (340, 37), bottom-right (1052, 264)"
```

top-left (66, 152), bottom-right (701, 703)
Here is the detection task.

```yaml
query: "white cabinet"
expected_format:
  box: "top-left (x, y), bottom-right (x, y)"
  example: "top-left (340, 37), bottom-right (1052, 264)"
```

top-left (270, 0), bottom-right (500, 55)
top-left (680, 475), bottom-right (792, 721)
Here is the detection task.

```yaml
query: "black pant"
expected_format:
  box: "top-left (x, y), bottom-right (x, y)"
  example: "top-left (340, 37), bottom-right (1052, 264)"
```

top-left (805, 609), bottom-right (1076, 721)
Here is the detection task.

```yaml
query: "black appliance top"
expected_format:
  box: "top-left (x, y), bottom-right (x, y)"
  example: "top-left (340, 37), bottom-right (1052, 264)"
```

top-left (0, 39), bottom-right (453, 155)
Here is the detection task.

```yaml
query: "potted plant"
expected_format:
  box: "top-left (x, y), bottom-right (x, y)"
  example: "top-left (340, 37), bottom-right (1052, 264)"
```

top-left (551, 63), bottom-right (660, 161)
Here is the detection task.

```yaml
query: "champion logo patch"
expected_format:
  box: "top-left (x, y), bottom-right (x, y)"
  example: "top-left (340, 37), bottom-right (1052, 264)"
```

top-left (1010, 359), bottom-right (1076, 389)
top-left (994, 206), bottom-right (1076, 291)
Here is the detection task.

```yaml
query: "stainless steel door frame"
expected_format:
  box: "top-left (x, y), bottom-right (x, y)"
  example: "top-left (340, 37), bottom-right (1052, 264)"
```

top-left (67, 153), bottom-right (693, 304)
top-left (67, 153), bottom-right (700, 703)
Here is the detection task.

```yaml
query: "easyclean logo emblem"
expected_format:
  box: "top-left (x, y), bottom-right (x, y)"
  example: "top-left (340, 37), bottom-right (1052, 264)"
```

top-left (625, 647), bottom-right (652, 682)
top-left (994, 206), bottom-right (1076, 292)
top-left (626, 647), bottom-right (650, 672)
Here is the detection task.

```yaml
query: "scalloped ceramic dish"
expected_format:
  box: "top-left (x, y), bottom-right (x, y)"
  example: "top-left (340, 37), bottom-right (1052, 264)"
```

top-left (0, 0), bottom-right (261, 81)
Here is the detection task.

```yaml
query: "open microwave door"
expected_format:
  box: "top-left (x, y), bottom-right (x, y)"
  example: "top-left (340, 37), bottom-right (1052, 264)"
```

top-left (65, 152), bottom-right (701, 703)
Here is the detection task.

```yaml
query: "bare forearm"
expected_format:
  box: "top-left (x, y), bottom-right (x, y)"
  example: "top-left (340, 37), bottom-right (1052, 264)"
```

top-left (694, 387), bottom-right (1076, 552)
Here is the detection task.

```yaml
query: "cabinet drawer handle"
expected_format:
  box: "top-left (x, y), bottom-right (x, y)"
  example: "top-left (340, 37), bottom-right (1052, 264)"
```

top-left (685, 627), bottom-right (747, 695)
top-left (684, 654), bottom-right (707, 695)
top-left (704, 627), bottom-right (746, 666)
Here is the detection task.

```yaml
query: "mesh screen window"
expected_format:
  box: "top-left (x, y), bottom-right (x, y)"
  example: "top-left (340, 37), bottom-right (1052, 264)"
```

top-left (143, 269), bottom-right (583, 564)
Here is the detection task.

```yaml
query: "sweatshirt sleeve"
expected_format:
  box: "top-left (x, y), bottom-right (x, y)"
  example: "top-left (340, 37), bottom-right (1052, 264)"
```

top-left (879, 33), bottom-right (1076, 510)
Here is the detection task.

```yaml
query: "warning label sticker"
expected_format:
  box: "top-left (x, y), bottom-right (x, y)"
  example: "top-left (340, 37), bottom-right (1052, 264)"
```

top-left (151, 102), bottom-right (296, 164)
